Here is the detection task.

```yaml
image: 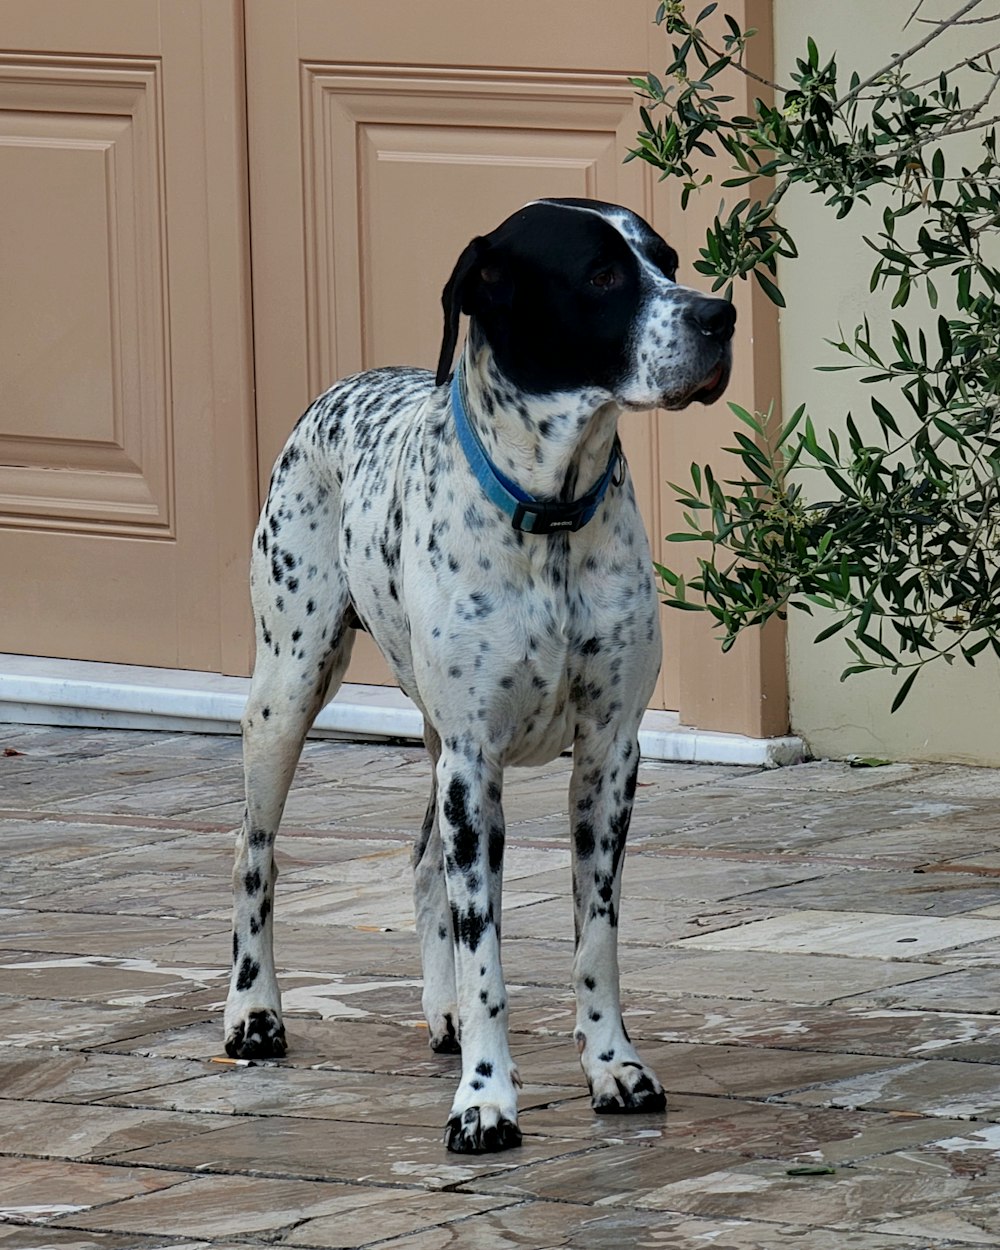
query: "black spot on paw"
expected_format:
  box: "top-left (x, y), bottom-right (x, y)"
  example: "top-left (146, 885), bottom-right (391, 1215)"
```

top-left (225, 1009), bottom-right (287, 1059)
top-left (592, 1074), bottom-right (666, 1116)
top-left (430, 1013), bottom-right (461, 1054)
top-left (445, 1109), bottom-right (522, 1154)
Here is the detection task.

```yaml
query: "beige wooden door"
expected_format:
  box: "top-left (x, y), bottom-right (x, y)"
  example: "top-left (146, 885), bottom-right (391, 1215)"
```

top-left (0, 0), bottom-right (257, 674)
top-left (244, 0), bottom-right (684, 708)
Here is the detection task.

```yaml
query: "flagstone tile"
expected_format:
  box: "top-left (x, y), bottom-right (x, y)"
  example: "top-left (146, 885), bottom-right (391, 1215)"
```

top-left (0, 952), bottom-right (226, 1007)
top-left (723, 762), bottom-right (926, 792)
top-left (0, 1156), bottom-right (187, 1226)
top-left (16, 765), bottom-right (243, 815)
top-left (0, 1096), bottom-right (222, 1161)
top-left (628, 1157), bottom-right (970, 1228)
top-left (0, 726), bottom-right (181, 761)
top-left (521, 855), bottom-right (835, 905)
top-left (4, 750), bottom-right (237, 810)
top-left (508, 1036), bottom-right (901, 1101)
top-left (640, 793), bottom-right (991, 855)
top-left (848, 967), bottom-right (1000, 1013)
top-left (0, 1230), bottom-right (223, 1250)
top-left (469, 1137), bottom-right (748, 1205)
top-left (518, 1091), bottom-right (969, 1164)
top-left (785, 1057), bottom-right (1000, 1119)
top-left (1, 998), bottom-right (210, 1051)
top-left (808, 823), bottom-right (1000, 863)
top-left (635, 996), bottom-right (1000, 1062)
top-left (1, 820), bottom-right (183, 868)
top-left (874, 1206), bottom-right (1000, 1244)
top-left (887, 767), bottom-right (1000, 799)
top-left (51, 1175), bottom-right (453, 1239)
top-left (502, 894), bottom-right (773, 943)
top-left (8, 872), bottom-right (235, 918)
top-left (931, 937), bottom-right (1000, 967)
top-left (275, 1189), bottom-right (516, 1248)
top-left (675, 909), bottom-right (1000, 959)
top-left (0, 909), bottom-right (212, 956)
top-left (0, 1049), bottom-right (205, 1103)
top-left (619, 947), bottom-right (945, 1004)
top-left (102, 1116), bottom-right (589, 1189)
top-left (735, 870), bottom-right (1000, 916)
top-left (371, 1207), bottom-right (948, 1250)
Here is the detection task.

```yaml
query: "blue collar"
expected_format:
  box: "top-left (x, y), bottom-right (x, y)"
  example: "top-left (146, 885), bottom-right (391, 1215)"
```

top-left (450, 368), bottom-right (622, 535)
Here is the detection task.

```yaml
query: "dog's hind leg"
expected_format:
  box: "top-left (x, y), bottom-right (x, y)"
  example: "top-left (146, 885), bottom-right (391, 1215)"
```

top-left (413, 724), bottom-right (459, 1053)
top-left (224, 459), bottom-right (356, 1058)
top-left (569, 726), bottom-right (666, 1114)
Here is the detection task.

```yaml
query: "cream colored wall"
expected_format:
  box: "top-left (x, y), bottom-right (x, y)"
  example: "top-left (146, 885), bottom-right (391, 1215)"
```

top-left (773, 1), bottom-right (1000, 764)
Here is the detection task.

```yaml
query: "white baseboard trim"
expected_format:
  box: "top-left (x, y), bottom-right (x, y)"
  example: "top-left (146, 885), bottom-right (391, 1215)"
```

top-left (0, 654), bottom-right (807, 768)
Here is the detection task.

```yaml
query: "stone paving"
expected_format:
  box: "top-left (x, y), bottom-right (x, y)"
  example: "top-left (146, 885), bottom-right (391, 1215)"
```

top-left (3, 725), bottom-right (1000, 1247)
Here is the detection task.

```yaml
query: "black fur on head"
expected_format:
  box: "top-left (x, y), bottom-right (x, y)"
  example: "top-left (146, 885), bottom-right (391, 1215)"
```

top-left (435, 198), bottom-right (733, 407)
top-left (435, 200), bottom-right (673, 395)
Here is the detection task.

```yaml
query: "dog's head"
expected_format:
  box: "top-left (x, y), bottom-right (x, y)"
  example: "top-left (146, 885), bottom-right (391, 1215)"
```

top-left (436, 198), bottom-right (734, 410)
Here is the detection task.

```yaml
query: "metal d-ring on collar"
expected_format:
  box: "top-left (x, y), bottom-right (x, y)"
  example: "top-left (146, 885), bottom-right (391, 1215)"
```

top-left (450, 366), bottom-right (623, 536)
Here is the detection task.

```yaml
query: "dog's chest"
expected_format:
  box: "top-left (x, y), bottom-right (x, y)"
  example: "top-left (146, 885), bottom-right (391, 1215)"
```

top-left (335, 389), bottom-right (660, 760)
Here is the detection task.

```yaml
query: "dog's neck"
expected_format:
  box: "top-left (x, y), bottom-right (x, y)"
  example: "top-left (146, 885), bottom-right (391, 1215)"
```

top-left (460, 341), bottom-right (621, 503)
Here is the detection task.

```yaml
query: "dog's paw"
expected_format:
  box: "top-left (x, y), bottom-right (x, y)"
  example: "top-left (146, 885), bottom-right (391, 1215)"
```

top-left (224, 1008), bottom-right (287, 1059)
top-left (429, 1012), bottom-right (461, 1055)
top-left (445, 1105), bottom-right (522, 1154)
top-left (589, 1058), bottom-right (666, 1115)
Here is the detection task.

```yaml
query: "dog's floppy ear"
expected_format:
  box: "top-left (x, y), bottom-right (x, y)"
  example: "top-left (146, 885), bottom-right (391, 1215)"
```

top-left (436, 236), bottom-right (486, 386)
top-left (436, 236), bottom-right (514, 386)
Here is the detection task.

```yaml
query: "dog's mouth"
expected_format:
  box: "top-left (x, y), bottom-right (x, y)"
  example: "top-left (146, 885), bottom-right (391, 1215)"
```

top-left (696, 361), bottom-right (726, 397)
top-left (660, 357), bottom-right (731, 410)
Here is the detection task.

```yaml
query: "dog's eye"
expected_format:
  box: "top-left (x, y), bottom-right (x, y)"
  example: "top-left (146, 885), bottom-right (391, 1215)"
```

top-left (590, 268), bottom-right (620, 290)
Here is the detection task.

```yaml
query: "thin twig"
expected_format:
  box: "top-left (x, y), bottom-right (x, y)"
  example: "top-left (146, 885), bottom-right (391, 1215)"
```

top-left (907, 40), bottom-right (1000, 92)
top-left (904, 0), bottom-right (931, 29)
top-left (917, 12), bottom-right (1000, 23)
top-left (836, 0), bottom-right (986, 107)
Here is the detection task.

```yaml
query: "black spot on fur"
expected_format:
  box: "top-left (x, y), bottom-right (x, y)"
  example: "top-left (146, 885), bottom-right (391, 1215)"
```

top-left (444, 776), bottom-right (477, 871)
top-left (574, 820), bottom-right (595, 859)
top-left (236, 955), bottom-right (260, 991)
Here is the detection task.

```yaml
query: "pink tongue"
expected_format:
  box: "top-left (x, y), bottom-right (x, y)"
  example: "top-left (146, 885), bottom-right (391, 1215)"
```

top-left (701, 364), bottom-right (722, 392)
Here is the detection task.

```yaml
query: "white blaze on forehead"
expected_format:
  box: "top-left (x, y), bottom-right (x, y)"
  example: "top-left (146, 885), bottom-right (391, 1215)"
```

top-left (523, 199), bottom-right (675, 285)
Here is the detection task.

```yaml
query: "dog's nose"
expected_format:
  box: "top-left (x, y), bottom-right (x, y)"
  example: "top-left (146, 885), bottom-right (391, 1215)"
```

top-left (688, 297), bottom-right (736, 343)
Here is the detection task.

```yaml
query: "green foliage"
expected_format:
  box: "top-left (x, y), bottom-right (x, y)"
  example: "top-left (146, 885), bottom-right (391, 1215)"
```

top-left (632, 1), bottom-right (1000, 707)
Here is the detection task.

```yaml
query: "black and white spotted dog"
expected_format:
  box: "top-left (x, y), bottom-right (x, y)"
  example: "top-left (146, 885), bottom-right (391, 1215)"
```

top-left (224, 198), bottom-right (735, 1153)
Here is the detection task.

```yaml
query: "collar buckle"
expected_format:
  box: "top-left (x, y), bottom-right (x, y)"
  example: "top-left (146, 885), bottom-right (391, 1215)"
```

top-left (511, 501), bottom-right (585, 535)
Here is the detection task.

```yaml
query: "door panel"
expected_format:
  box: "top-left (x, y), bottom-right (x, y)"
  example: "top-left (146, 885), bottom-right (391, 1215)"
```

top-left (246, 2), bottom-right (679, 707)
top-left (0, 1), bottom-right (257, 673)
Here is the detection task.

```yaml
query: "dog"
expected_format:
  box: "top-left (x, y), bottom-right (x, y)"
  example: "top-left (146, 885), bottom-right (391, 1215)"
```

top-left (223, 197), bottom-right (735, 1153)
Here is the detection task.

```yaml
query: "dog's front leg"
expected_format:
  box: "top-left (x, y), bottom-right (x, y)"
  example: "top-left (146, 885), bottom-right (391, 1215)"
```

top-left (436, 747), bottom-right (521, 1153)
top-left (570, 729), bottom-right (666, 1115)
